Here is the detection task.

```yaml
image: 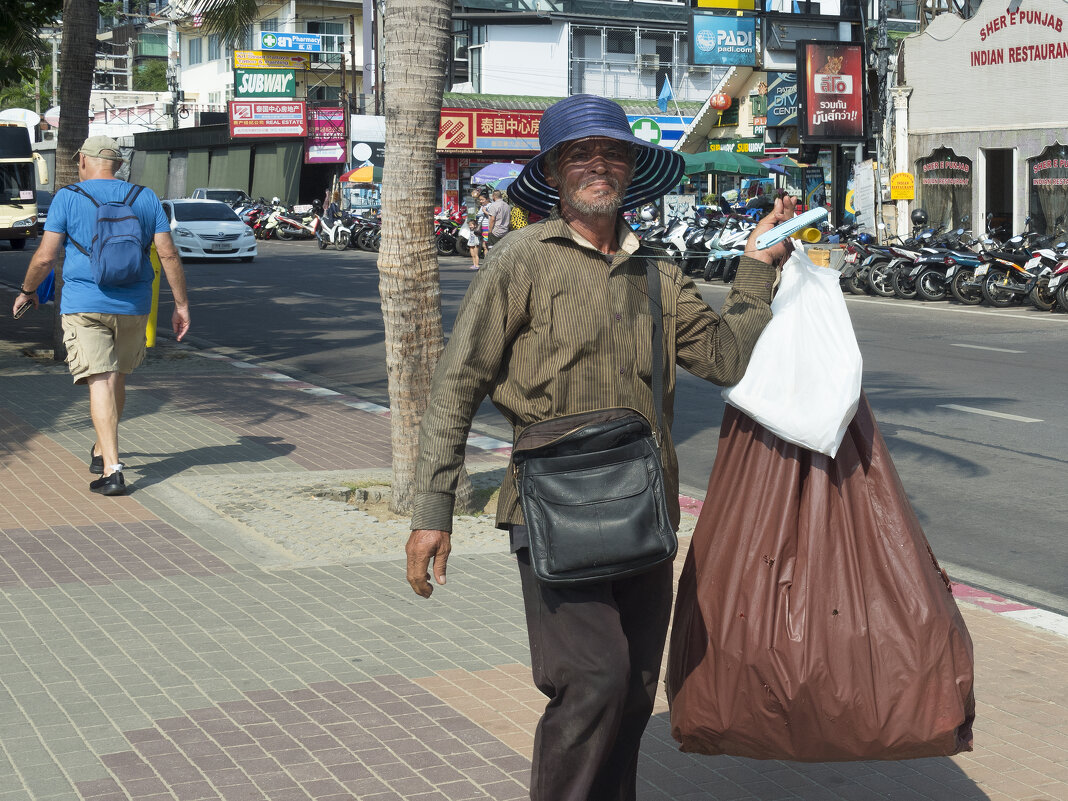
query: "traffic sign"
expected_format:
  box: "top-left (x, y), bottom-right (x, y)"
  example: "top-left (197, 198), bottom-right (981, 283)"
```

top-left (259, 31), bottom-right (322, 53)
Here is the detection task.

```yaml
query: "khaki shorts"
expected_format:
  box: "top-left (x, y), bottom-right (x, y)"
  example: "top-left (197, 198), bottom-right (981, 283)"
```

top-left (61, 313), bottom-right (149, 384)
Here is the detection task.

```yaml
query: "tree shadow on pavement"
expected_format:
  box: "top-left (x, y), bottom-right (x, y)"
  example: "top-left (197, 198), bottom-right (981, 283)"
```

top-left (120, 435), bottom-right (297, 490)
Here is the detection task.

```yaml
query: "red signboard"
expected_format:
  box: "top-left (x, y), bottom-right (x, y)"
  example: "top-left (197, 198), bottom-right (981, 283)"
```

top-left (305, 107), bottom-right (346, 164)
top-left (797, 42), bottom-right (865, 143)
top-left (229, 100), bottom-right (307, 137)
top-left (438, 108), bottom-right (542, 152)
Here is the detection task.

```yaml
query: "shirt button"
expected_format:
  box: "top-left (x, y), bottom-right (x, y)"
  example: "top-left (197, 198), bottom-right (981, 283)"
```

top-left (619, 367), bottom-right (626, 375)
top-left (615, 313), bottom-right (621, 321)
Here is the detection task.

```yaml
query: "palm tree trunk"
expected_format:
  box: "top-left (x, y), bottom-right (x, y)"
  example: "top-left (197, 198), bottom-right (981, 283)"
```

top-left (55, 0), bottom-right (95, 188)
top-left (379, 0), bottom-right (473, 514)
top-left (50, 0), bottom-right (97, 360)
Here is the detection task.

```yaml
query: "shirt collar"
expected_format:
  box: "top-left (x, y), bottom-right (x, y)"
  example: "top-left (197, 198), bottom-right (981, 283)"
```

top-left (537, 207), bottom-right (640, 257)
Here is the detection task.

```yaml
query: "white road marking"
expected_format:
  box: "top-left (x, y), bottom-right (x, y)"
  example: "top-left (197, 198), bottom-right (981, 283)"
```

top-left (295, 292), bottom-right (322, 298)
top-left (841, 295), bottom-right (1068, 323)
top-left (225, 279), bottom-right (246, 284)
top-left (950, 343), bottom-right (1025, 354)
top-left (1004, 608), bottom-right (1068, 638)
top-left (938, 404), bottom-right (1043, 423)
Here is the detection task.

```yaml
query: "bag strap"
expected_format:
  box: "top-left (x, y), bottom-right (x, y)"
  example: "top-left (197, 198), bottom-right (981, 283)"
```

top-left (63, 185), bottom-right (100, 256)
top-left (123, 184), bottom-right (145, 205)
top-left (645, 258), bottom-right (665, 440)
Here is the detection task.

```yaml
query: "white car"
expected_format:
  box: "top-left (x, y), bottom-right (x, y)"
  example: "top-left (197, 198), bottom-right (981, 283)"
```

top-left (162, 199), bottom-right (256, 262)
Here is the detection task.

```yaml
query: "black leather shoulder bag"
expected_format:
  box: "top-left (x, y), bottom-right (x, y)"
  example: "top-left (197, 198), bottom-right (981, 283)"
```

top-left (512, 258), bottom-right (677, 586)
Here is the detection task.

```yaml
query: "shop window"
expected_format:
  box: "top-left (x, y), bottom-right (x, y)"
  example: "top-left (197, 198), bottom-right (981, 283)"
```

top-left (1028, 143), bottom-right (1068, 237)
top-left (916, 146), bottom-right (971, 230)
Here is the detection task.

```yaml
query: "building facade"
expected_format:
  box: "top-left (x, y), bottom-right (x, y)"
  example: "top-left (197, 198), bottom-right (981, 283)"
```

top-left (900, 0), bottom-right (1068, 235)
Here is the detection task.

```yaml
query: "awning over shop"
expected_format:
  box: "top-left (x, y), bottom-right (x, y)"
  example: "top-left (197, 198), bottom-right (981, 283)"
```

top-left (682, 150), bottom-right (769, 177)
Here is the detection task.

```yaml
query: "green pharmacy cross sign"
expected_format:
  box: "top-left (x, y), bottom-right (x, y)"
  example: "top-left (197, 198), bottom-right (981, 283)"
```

top-left (631, 118), bottom-right (662, 145)
top-left (234, 68), bottom-right (296, 98)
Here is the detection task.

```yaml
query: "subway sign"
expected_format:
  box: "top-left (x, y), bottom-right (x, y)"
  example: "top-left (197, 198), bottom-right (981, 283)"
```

top-left (234, 69), bottom-right (296, 98)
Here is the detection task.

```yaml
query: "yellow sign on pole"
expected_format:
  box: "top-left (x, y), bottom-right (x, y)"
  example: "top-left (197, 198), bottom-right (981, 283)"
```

top-left (146, 244), bottom-right (161, 348)
top-left (233, 50), bottom-right (311, 70)
top-left (890, 172), bottom-right (916, 201)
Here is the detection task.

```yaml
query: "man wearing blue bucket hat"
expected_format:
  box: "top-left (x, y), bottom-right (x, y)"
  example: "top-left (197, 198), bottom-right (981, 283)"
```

top-left (407, 94), bottom-right (796, 800)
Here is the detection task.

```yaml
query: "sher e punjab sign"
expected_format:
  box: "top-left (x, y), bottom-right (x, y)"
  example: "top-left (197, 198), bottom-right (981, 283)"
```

top-left (233, 50), bottom-right (310, 70)
top-left (970, 8), bottom-right (1067, 66)
top-left (228, 101), bottom-right (307, 137)
top-left (234, 69), bottom-right (295, 98)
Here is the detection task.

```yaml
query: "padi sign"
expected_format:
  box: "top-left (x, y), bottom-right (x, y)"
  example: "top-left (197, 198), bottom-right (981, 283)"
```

top-left (234, 68), bottom-right (296, 98)
top-left (690, 13), bottom-right (757, 66)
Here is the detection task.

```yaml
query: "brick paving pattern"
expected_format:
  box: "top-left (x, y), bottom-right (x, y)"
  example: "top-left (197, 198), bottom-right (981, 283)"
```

top-left (0, 318), bottom-right (1065, 801)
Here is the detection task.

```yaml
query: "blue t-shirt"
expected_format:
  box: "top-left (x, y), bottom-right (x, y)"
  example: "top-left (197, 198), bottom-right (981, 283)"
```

top-left (45, 179), bottom-right (170, 315)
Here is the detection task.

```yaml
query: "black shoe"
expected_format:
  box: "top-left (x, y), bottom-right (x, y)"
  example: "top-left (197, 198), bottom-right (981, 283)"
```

top-left (90, 471), bottom-right (126, 496)
top-left (90, 446), bottom-right (104, 475)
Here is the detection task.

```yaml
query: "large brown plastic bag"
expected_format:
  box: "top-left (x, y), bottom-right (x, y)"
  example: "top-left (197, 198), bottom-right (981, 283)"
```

top-left (666, 393), bottom-right (975, 761)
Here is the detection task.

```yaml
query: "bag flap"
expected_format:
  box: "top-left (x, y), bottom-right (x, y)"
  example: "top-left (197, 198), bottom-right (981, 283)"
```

top-left (513, 408), bottom-right (651, 456)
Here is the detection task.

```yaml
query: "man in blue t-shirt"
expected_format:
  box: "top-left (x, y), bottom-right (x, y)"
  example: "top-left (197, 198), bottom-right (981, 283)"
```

top-left (12, 136), bottom-right (191, 497)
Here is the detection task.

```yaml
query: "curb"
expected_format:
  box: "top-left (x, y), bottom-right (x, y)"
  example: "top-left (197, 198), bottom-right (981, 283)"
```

top-left (177, 339), bottom-right (1068, 640)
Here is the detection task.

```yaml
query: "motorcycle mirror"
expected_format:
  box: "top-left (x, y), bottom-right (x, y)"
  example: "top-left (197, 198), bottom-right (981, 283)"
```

top-left (1009, 235), bottom-right (1023, 245)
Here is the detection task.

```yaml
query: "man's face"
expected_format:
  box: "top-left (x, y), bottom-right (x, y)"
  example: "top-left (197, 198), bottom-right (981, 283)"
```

top-left (547, 136), bottom-right (634, 219)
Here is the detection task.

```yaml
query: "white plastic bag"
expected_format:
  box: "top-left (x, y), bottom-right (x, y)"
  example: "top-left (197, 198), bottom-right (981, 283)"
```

top-left (721, 248), bottom-right (862, 457)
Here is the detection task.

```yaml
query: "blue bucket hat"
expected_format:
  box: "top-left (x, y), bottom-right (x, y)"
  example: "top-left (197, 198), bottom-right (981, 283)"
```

top-left (509, 94), bottom-right (685, 216)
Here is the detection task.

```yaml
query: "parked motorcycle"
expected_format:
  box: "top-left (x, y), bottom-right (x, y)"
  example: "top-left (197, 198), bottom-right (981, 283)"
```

top-left (316, 210), bottom-right (352, 251)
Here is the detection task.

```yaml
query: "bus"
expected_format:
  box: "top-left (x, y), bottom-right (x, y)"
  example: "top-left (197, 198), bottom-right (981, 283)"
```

top-left (0, 125), bottom-right (48, 250)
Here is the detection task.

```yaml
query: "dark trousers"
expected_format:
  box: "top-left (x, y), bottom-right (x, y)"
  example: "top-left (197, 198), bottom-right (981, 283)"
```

top-left (516, 549), bottom-right (674, 801)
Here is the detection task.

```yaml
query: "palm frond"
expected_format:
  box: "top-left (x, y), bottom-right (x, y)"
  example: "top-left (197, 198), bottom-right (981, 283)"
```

top-left (192, 0), bottom-right (259, 40)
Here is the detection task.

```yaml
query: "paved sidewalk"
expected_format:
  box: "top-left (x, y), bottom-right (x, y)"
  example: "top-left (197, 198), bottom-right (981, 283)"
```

top-left (1, 305), bottom-right (1066, 801)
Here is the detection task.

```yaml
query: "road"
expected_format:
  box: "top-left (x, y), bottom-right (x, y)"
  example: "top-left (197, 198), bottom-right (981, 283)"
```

top-left (3, 237), bottom-right (1066, 614)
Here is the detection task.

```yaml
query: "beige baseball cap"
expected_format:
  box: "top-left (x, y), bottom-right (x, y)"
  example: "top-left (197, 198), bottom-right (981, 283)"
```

top-left (74, 135), bottom-right (124, 162)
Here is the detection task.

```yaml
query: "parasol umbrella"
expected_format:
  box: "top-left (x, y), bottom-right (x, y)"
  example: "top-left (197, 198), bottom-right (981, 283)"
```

top-left (339, 164), bottom-right (383, 183)
top-left (681, 150), bottom-right (769, 177)
top-left (471, 162), bottom-right (523, 185)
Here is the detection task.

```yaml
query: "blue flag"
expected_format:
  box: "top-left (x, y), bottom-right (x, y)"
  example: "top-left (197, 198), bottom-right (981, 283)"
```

top-left (657, 76), bottom-right (673, 113)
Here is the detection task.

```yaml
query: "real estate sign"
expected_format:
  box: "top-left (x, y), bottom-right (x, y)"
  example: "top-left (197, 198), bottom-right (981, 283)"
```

top-left (233, 69), bottom-right (296, 98)
top-left (228, 100), bottom-right (307, 138)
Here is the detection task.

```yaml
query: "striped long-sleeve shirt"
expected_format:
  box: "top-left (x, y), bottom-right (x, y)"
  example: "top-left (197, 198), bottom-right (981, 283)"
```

top-left (411, 208), bottom-right (777, 533)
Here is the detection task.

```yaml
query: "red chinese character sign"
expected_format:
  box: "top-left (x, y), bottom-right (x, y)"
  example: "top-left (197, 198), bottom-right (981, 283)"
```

top-left (438, 108), bottom-right (542, 152)
top-left (229, 101), bottom-right (307, 137)
top-left (797, 42), bottom-right (866, 143)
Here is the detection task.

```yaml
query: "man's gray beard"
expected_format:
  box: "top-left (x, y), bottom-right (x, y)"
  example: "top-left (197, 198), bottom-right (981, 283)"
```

top-left (564, 178), bottom-right (625, 218)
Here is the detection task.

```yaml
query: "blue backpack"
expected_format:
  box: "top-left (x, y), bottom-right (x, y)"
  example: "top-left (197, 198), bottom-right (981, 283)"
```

top-left (65, 183), bottom-right (150, 286)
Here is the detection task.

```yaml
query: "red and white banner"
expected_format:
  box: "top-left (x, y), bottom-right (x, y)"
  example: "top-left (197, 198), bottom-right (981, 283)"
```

top-left (228, 100), bottom-right (307, 138)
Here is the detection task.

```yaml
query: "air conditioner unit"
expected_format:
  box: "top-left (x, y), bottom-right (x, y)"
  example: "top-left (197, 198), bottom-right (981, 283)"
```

top-left (638, 54), bottom-right (660, 70)
top-left (689, 65), bottom-right (710, 75)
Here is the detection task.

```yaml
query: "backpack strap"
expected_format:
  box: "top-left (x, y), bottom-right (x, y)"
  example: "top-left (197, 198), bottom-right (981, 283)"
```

top-left (63, 185), bottom-right (100, 256)
top-left (123, 184), bottom-right (146, 205)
